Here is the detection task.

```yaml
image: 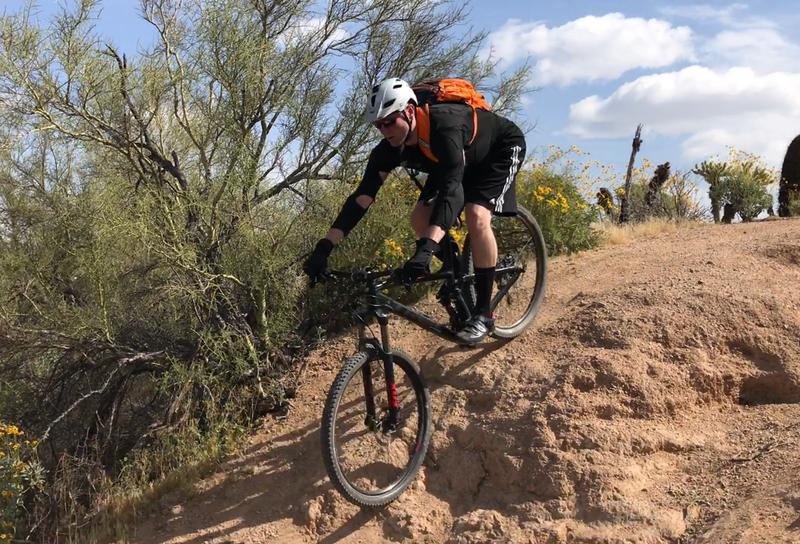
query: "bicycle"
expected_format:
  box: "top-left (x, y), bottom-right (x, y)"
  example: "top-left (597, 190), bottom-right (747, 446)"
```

top-left (316, 204), bottom-right (547, 507)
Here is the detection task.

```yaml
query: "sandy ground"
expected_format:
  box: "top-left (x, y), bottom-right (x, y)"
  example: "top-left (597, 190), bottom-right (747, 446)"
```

top-left (133, 218), bottom-right (800, 544)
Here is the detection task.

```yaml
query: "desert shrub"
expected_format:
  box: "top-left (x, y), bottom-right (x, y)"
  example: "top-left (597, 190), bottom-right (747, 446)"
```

top-left (0, 425), bottom-right (43, 544)
top-left (695, 147), bottom-right (778, 222)
top-left (710, 170), bottom-right (774, 222)
top-left (517, 148), bottom-right (601, 255)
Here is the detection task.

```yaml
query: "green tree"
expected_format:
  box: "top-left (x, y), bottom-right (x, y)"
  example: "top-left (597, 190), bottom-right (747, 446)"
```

top-left (710, 170), bottom-right (773, 223)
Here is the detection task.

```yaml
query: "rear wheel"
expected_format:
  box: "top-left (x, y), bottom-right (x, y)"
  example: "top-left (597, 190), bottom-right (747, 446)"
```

top-left (320, 349), bottom-right (431, 507)
top-left (463, 204), bottom-right (547, 338)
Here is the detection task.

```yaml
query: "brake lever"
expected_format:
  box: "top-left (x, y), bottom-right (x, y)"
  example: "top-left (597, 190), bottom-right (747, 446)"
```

top-left (309, 269), bottom-right (333, 288)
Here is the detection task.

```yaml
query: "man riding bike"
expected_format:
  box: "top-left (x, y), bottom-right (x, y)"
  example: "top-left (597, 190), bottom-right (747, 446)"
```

top-left (304, 77), bottom-right (527, 344)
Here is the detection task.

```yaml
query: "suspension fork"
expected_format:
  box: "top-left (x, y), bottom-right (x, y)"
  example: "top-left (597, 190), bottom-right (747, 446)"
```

top-left (377, 308), bottom-right (400, 431)
top-left (358, 322), bottom-right (378, 429)
top-left (358, 295), bottom-right (399, 432)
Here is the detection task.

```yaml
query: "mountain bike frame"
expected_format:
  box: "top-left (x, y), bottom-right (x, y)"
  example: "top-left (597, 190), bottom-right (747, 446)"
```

top-left (320, 232), bottom-right (523, 431)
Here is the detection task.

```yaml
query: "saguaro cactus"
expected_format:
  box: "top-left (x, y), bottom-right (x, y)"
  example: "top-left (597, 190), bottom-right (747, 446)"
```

top-left (778, 135), bottom-right (800, 217)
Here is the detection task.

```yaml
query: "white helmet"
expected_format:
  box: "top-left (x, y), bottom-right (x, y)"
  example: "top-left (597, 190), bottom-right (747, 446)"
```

top-left (364, 78), bottom-right (417, 123)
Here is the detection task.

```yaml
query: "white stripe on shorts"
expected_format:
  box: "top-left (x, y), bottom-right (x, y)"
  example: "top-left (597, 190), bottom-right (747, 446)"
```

top-left (495, 145), bottom-right (522, 213)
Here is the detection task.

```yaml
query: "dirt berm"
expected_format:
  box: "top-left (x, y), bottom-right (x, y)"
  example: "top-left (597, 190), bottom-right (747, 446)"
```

top-left (135, 219), bottom-right (800, 544)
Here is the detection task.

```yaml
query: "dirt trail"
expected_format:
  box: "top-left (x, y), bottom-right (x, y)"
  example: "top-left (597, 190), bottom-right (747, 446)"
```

top-left (133, 219), bottom-right (800, 544)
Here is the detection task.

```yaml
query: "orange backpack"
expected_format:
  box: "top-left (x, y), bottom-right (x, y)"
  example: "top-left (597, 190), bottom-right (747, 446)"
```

top-left (411, 79), bottom-right (492, 163)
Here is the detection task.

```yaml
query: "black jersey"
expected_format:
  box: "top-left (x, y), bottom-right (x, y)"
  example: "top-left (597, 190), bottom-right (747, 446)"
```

top-left (352, 103), bottom-right (523, 230)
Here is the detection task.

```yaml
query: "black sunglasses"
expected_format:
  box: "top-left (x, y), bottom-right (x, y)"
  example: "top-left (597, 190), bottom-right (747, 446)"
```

top-left (373, 116), bottom-right (399, 130)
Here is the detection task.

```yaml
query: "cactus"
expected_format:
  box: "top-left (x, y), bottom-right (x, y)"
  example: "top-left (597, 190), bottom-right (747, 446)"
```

top-left (778, 134), bottom-right (800, 217)
top-left (692, 160), bottom-right (729, 223)
top-left (597, 187), bottom-right (615, 218)
top-left (645, 162), bottom-right (671, 210)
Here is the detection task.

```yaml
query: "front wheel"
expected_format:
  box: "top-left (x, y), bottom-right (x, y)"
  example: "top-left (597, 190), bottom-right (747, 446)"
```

top-left (463, 204), bottom-right (547, 339)
top-left (320, 349), bottom-right (432, 507)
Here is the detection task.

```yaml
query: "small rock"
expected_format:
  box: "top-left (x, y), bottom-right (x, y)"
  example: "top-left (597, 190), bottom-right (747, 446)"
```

top-left (784, 492), bottom-right (800, 510)
top-left (304, 499), bottom-right (322, 525)
top-left (384, 514), bottom-right (415, 540)
top-left (684, 504), bottom-right (701, 521)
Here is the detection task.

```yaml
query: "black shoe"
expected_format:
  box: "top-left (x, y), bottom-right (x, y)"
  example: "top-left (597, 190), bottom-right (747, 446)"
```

top-left (456, 315), bottom-right (495, 345)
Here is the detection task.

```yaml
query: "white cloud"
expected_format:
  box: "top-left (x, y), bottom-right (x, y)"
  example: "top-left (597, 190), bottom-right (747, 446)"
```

top-left (657, 4), bottom-right (772, 28)
top-left (679, 116), bottom-right (798, 168)
top-left (564, 66), bottom-right (800, 165)
top-left (483, 13), bottom-right (695, 85)
top-left (704, 28), bottom-right (800, 73)
top-left (278, 18), bottom-right (349, 48)
top-left (486, 8), bottom-right (800, 169)
top-left (657, 4), bottom-right (799, 73)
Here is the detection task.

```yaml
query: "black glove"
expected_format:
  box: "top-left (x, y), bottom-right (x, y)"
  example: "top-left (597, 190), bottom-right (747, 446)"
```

top-left (401, 237), bottom-right (440, 283)
top-left (304, 238), bottom-right (334, 281)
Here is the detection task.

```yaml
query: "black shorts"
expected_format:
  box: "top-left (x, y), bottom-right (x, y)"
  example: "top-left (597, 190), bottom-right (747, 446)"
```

top-left (418, 130), bottom-right (526, 217)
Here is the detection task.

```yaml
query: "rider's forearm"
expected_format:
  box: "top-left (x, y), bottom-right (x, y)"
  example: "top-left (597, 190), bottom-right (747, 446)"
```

top-left (325, 228), bottom-right (345, 244)
top-left (329, 194), bottom-right (374, 241)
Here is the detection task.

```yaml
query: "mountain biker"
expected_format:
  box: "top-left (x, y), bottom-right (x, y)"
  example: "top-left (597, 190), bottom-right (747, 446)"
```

top-left (303, 77), bottom-right (527, 344)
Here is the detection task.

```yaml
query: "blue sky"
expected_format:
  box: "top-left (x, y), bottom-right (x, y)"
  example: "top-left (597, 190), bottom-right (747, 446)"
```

top-left (476, 1), bottom-right (800, 180)
top-left (5, 1), bottom-right (799, 193)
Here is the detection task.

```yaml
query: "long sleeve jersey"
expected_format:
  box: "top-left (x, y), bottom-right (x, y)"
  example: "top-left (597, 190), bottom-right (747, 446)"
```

top-left (348, 103), bottom-right (521, 231)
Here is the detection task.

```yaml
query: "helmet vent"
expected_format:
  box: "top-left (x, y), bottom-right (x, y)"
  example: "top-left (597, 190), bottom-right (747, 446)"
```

top-left (370, 96), bottom-right (376, 107)
top-left (382, 98), bottom-right (396, 108)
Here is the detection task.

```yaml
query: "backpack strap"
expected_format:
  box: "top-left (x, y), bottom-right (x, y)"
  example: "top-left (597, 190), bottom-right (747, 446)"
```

top-left (415, 103), bottom-right (479, 162)
top-left (468, 107), bottom-right (478, 145)
top-left (415, 105), bottom-right (438, 163)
